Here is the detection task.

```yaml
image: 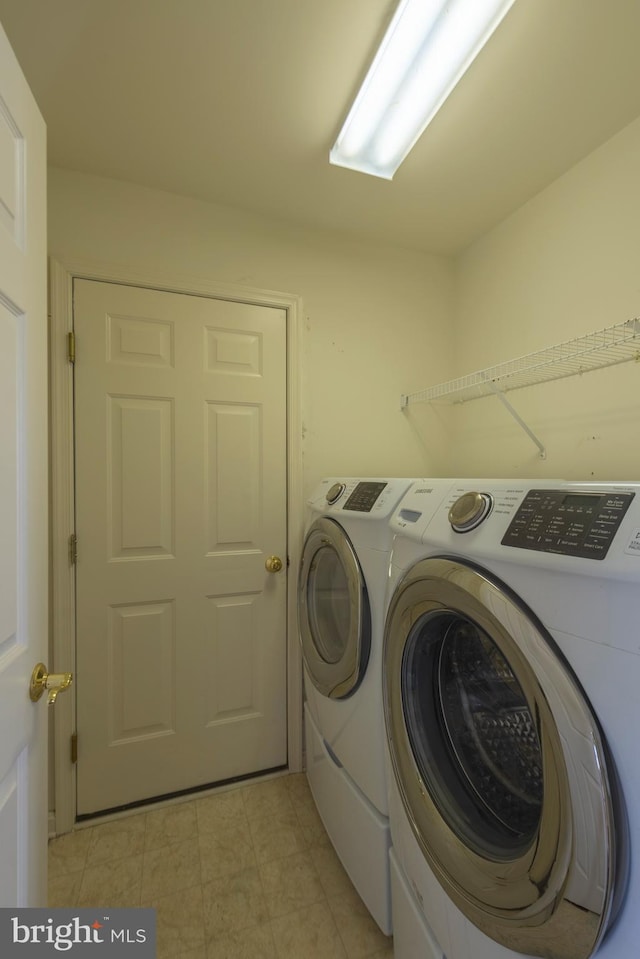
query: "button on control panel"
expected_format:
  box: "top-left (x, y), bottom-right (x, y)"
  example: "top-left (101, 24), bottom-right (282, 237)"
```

top-left (343, 481), bottom-right (388, 512)
top-left (502, 489), bottom-right (635, 559)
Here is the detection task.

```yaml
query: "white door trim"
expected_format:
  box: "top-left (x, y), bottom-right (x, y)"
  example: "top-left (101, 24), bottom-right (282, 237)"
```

top-left (49, 256), bottom-right (304, 835)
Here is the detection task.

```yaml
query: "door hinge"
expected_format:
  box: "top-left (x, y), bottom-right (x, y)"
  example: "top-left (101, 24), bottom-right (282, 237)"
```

top-left (67, 331), bottom-right (76, 364)
top-left (70, 733), bottom-right (78, 764)
top-left (69, 533), bottom-right (78, 565)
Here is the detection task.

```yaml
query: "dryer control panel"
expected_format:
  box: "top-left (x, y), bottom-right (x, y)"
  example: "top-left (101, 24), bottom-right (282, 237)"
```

top-left (502, 489), bottom-right (635, 560)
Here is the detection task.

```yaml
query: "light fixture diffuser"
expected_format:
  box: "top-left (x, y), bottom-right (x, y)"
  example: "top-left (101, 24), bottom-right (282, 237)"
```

top-left (330, 0), bottom-right (517, 179)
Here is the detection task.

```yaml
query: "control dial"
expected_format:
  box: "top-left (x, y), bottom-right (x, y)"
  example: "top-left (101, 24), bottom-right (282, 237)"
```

top-left (326, 482), bottom-right (346, 505)
top-left (448, 491), bottom-right (493, 533)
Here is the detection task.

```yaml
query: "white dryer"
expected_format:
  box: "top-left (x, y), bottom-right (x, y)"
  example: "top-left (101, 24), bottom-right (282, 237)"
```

top-left (298, 477), bottom-right (444, 933)
top-left (384, 478), bottom-right (640, 959)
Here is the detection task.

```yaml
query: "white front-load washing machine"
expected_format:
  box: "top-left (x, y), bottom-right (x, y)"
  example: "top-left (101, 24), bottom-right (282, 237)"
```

top-left (384, 478), bottom-right (640, 959)
top-left (298, 477), bottom-right (445, 933)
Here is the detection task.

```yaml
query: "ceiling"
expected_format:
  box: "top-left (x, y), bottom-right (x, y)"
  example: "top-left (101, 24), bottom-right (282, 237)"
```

top-left (1, 0), bottom-right (640, 255)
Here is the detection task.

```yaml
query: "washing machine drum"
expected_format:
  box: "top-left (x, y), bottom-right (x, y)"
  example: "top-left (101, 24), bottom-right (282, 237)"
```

top-left (384, 556), bottom-right (626, 959)
top-left (298, 517), bottom-right (371, 699)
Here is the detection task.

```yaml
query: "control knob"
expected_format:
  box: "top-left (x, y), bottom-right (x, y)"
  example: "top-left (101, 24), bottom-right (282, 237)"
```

top-left (326, 482), bottom-right (346, 505)
top-left (448, 491), bottom-right (493, 533)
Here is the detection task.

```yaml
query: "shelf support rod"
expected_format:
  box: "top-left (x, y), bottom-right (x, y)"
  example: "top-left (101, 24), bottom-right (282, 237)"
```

top-left (484, 378), bottom-right (546, 459)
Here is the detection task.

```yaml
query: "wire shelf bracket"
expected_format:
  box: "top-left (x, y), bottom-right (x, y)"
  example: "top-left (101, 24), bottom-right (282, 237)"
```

top-left (400, 318), bottom-right (640, 458)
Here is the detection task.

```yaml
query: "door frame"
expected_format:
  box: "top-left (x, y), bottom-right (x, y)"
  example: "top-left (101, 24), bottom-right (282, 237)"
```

top-left (49, 255), bottom-right (304, 835)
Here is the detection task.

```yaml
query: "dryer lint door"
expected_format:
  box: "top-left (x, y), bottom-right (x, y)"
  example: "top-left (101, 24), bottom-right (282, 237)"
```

top-left (298, 517), bottom-right (371, 699)
top-left (383, 556), bottom-right (625, 959)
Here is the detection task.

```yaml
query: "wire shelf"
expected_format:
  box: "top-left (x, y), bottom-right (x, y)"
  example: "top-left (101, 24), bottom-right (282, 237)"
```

top-left (402, 318), bottom-right (640, 407)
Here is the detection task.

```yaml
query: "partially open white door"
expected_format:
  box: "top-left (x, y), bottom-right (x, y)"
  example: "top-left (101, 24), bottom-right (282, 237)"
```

top-left (0, 22), bottom-right (48, 905)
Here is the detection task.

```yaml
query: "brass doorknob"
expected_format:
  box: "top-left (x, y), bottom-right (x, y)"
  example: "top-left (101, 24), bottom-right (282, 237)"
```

top-left (30, 663), bottom-right (73, 706)
top-left (265, 555), bottom-right (283, 573)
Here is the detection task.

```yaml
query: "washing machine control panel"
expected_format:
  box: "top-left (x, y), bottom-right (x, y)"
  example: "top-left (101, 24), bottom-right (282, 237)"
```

top-left (502, 488), bottom-right (635, 559)
top-left (342, 481), bottom-right (388, 512)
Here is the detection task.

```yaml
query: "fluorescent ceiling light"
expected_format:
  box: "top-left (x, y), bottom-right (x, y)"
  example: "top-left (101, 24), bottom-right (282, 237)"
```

top-left (330, 0), bottom-right (517, 180)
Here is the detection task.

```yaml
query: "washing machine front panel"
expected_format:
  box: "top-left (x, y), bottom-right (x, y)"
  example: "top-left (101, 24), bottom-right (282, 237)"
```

top-left (299, 516), bottom-right (370, 699)
top-left (384, 555), bottom-right (622, 959)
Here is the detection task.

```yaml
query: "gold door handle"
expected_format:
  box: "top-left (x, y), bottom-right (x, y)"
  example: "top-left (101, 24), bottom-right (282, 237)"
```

top-left (265, 555), bottom-right (283, 573)
top-left (30, 663), bottom-right (73, 706)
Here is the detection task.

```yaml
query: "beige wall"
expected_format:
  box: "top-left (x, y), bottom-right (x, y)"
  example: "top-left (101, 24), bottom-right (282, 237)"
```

top-left (48, 168), bottom-right (455, 494)
top-left (49, 107), bottom-right (640, 491)
top-left (451, 116), bottom-right (640, 480)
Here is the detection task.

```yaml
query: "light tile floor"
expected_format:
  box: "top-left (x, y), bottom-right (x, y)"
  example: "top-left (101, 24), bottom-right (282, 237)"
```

top-left (48, 773), bottom-right (394, 959)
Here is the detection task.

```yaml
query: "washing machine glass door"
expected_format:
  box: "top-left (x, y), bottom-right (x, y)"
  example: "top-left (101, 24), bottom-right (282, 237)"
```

top-left (384, 557), bottom-right (624, 959)
top-left (298, 517), bottom-right (371, 699)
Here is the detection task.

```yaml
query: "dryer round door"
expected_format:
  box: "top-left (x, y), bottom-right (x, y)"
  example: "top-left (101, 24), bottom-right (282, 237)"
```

top-left (384, 556), bottom-right (625, 959)
top-left (298, 517), bottom-right (371, 699)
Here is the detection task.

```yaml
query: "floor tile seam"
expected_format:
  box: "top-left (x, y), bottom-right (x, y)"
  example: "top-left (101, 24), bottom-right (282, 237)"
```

top-left (47, 833), bottom-right (91, 872)
top-left (314, 858), bottom-right (393, 957)
top-left (82, 849), bottom-right (144, 890)
top-left (156, 942), bottom-right (206, 959)
top-left (72, 867), bottom-right (84, 908)
top-left (140, 876), bottom-right (205, 909)
top-left (268, 913), bottom-right (288, 959)
top-left (253, 850), bottom-right (276, 927)
top-left (243, 800), bottom-right (297, 826)
top-left (197, 819), bottom-right (261, 885)
top-left (165, 944), bottom-right (208, 959)
top-left (48, 859), bottom-right (89, 882)
top-left (201, 865), bottom-right (274, 946)
top-left (328, 898), bottom-right (358, 959)
top-left (47, 866), bottom-right (83, 886)
top-left (253, 850), bottom-right (317, 925)
top-left (84, 844), bottom-right (147, 870)
top-left (291, 792), bottom-right (331, 847)
top-left (268, 901), bottom-right (345, 959)
top-left (47, 866), bottom-right (84, 907)
top-left (153, 899), bottom-right (208, 959)
top-left (326, 894), bottom-right (394, 959)
top-left (204, 913), bottom-right (271, 952)
top-left (263, 889), bottom-right (328, 923)
top-left (144, 805), bottom-right (200, 847)
top-left (78, 851), bottom-right (145, 907)
top-left (249, 810), bottom-right (310, 866)
top-left (195, 811), bottom-right (251, 838)
top-left (85, 814), bottom-right (148, 869)
top-left (196, 827), bottom-right (205, 892)
top-left (140, 833), bottom-right (203, 872)
top-left (144, 833), bottom-right (199, 854)
top-left (289, 790), bottom-right (315, 809)
top-left (257, 851), bottom-right (331, 926)
top-left (89, 853), bottom-right (147, 880)
top-left (239, 780), bottom-right (297, 822)
top-left (246, 796), bottom-right (299, 827)
top-left (309, 845), bottom-right (350, 902)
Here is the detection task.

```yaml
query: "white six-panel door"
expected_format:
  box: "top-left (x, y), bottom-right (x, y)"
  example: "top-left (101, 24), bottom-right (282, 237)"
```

top-left (0, 22), bottom-right (48, 905)
top-left (74, 280), bottom-right (288, 814)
